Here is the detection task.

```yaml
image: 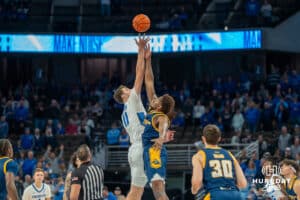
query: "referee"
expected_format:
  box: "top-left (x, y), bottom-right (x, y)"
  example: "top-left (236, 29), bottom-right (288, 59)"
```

top-left (70, 144), bottom-right (104, 200)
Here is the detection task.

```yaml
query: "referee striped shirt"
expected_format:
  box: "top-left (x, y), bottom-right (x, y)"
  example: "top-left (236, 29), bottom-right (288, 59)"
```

top-left (71, 162), bottom-right (104, 200)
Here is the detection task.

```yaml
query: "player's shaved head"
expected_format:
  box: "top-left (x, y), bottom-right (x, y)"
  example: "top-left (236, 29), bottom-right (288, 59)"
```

top-left (203, 124), bottom-right (221, 145)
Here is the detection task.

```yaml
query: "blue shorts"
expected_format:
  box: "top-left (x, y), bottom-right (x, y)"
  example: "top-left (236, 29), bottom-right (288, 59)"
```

top-left (143, 145), bottom-right (167, 183)
top-left (204, 190), bottom-right (242, 200)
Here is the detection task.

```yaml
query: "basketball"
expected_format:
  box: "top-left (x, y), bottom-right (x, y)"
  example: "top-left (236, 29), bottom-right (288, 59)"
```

top-left (132, 14), bottom-right (151, 33)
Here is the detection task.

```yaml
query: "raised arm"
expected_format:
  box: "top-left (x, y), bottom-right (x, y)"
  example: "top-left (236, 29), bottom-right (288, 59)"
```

top-left (144, 44), bottom-right (156, 103)
top-left (133, 35), bottom-right (150, 94)
top-left (151, 115), bottom-right (169, 149)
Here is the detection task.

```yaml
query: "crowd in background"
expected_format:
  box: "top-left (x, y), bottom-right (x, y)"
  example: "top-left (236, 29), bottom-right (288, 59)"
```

top-left (1, 64), bottom-right (300, 198)
top-left (0, 0), bottom-right (30, 21)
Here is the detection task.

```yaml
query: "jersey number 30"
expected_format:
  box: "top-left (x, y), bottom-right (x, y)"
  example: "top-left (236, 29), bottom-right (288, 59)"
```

top-left (209, 160), bottom-right (233, 178)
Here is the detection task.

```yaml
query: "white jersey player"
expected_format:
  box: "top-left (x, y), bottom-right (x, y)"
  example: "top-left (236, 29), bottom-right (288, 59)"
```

top-left (22, 168), bottom-right (51, 200)
top-left (262, 157), bottom-right (286, 200)
top-left (113, 35), bottom-right (150, 200)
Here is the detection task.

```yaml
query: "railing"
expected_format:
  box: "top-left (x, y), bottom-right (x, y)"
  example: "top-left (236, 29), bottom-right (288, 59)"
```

top-left (105, 143), bottom-right (254, 170)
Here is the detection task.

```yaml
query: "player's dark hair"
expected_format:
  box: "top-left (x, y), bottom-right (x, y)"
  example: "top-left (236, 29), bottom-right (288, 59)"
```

top-left (76, 144), bottom-right (91, 162)
top-left (113, 85), bottom-right (126, 104)
top-left (160, 94), bottom-right (175, 116)
top-left (280, 159), bottom-right (299, 173)
top-left (0, 139), bottom-right (12, 157)
top-left (203, 125), bottom-right (221, 145)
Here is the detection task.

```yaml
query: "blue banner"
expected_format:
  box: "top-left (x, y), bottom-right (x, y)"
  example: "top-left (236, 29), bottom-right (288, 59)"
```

top-left (0, 30), bottom-right (261, 54)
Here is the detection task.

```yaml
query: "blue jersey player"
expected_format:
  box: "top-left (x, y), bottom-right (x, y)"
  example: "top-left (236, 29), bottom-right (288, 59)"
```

top-left (280, 159), bottom-right (300, 200)
top-left (142, 43), bottom-right (175, 200)
top-left (0, 139), bottom-right (19, 200)
top-left (191, 125), bottom-right (247, 200)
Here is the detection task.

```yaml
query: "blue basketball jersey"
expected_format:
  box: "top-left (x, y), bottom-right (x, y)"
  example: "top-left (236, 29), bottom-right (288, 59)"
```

top-left (0, 157), bottom-right (18, 199)
top-left (142, 111), bottom-right (169, 148)
top-left (201, 147), bottom-right (238, 192)
top-left (285, 176), bottom-right (299, 200)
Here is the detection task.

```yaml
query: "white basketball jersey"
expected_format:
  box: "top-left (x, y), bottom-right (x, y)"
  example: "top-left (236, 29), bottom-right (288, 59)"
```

top-left (121, 88), bottom-right (146, 144)
top-left (22, 183), bottom-right (51, 200)
top-left (264, 175), bottom-right (285, 200)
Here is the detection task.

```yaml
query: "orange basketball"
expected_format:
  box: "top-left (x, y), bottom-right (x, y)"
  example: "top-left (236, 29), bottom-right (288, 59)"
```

top-left (132, 14), bottom-right (151, 33)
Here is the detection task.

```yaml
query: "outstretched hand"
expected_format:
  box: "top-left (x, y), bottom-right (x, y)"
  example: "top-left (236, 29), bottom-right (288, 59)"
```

top-left (134, 33), bottom-right (150, 51)
top-left (145, 43), bottom-right (151, 60)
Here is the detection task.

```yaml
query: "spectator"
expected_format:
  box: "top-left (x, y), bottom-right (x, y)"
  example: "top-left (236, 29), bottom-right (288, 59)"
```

top-left (23, 174), bottom-right (32, 189)
top-left (284, 147), bottom-right (293, 159)
top-left (43, 145), bottom-right (64, 175)
top-left (232, 109), bottom-right (245, 132)
top-left (278, 126), bottom-right (292, 155)
top-left (200, 107), bottom-right (214, 129)
top-left (119, 129), bottom-right (129, 147)
top-left (56, 122), bottom-right (65, 135)
top-left (267, 65), bottom-right (280, 93)
top-left (257, 134), bottom-right (268, 158)
top-left (231, 130), bottom-right (241, 144)
top-left (106, 122), bottom-right (121, 145)
top-left (22, 151), bottom-right (37, 176)
top-left (170, 110), bottom-right (183, 129)
top-left (53, 177), bottom-right (64, 200)
top-left (291, 136), bottom-right (300, 159)
top-left (244, 159), bottom-right (257, 187)
top-left (103, 186), bottom-right (117, 200)
top-left (260, 0), bottom-right (272, 25)
top-left (224, 76), bottom-right (236, 95)
top-left (193, 100), bottom-right (205, 126)
top-left (275, 103), bottom-right (289, 129)
top-left (33, 128), bottom-right (46, 152)
top-left (0, 115), bottom-right (9, 138)
top-left (20, 128), bottom-right (34, 150)
top-left (215, 117), bottom-right (224, 133)
top-left (14, 100), bottom-right (29, 122)
top-left (65, 118), bottom-right (78, 135)
top-left (114, 186), bottom-right (125, 200)
top-left (260, 102), bottom-right (274, 131)
top-left (244, 101), bottom-right (260, 133)
top-left (221, 107), bottom-right (232, 133)
top-left (182, 98), bottom-right (194, 127)
top-left (34, 102), bottom-right (46, 130)
top-left (45, 127), bottom-right (57, 148)
top-left (289, 96), bottom-right (300, 125)
top-left (47, 99), bottom-right (61, 128)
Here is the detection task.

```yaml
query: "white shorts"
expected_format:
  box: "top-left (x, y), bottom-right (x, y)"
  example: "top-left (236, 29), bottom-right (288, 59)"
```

top-left (128, 143), bottom-right (147, 187)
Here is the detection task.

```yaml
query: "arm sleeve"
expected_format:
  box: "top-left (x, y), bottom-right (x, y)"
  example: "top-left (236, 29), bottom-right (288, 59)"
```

top-left (71, 168), bottom-right (83, 185)
top-left (6, 160), bottom-right (18, 176)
